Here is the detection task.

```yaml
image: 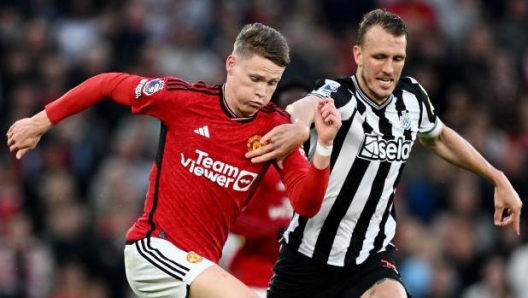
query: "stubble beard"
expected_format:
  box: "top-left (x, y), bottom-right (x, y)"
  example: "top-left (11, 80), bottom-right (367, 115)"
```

top-left (360, 70), bottom-right (395, 104)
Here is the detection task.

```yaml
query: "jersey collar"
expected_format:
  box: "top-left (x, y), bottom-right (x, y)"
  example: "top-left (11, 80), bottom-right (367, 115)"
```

top-left (351, 75), bottom-right (394, 110)
top-left (220, 84), bottom-right (256, 122)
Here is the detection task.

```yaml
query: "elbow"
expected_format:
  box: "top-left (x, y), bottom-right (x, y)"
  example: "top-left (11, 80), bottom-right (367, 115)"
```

top-left (299, 207), bottom-right (321, 218)
top-left (293, 197), bottom-right (322, 218)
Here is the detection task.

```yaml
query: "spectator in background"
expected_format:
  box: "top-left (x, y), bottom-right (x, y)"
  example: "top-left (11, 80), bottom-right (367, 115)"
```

top-left (462, 254), bottom-right (514, 298)
top-left (0, 213), bottom-right (54, 298)
top-left (506, 230), bottom-right (528, 298)
top-left (226, 79), bottom-right (312, 297)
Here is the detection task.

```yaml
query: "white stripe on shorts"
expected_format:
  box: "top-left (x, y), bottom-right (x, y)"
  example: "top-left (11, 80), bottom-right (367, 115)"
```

top-left (124, 237), bottom-right (215, 298)
top-left (135, 238), bottom-right (190, 280)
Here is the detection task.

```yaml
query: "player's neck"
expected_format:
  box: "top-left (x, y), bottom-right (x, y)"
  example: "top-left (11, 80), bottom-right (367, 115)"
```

top-left (354, 74), bottom-right (389, 105)
top-left (222, 84), bottom-right (244, 118)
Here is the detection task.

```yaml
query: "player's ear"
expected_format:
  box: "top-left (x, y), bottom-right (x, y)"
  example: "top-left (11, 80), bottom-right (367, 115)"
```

top-left (226, 55), bottom-right (236, 75)
top-left (353, 45), bottom-right (362, 68)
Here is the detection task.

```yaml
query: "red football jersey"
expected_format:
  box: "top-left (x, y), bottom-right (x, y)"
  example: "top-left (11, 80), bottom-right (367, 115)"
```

top-left (45, 73), bottom-right (328, 263)
top-left (229, 167), bottom-right (293, 287)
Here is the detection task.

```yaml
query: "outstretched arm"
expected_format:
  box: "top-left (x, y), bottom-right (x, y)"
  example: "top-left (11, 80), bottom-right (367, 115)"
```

top-left (7, 73), bottom-right (136, 159)
top-left (420, 125), bottom-right (523, 235)
top-left (245, 95), bottom-right (320, 164)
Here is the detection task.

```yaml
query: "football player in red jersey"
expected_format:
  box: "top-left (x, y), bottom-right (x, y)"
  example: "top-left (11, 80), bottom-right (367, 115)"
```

top-left (6, 23), bottom-right (341, 298)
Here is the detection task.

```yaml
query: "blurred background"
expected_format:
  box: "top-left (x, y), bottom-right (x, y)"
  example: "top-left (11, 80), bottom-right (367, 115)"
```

top-left (0, 0), bottom-right (527, 297)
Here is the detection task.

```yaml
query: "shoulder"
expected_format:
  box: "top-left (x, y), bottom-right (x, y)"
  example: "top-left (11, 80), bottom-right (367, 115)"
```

top-left (395, 76), bottom-right (429, 103)
top-left (260, 102), bottom-right (291, 123)
top-left (312, 76), bottom-right (355, 109)
top-left (163, 78), bottom-right (221, 95)
top-left (314, 76), bottom-right (355, 93)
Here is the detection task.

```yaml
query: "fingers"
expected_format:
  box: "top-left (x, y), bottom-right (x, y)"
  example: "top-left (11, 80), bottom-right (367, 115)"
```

top-left (8, 135), bottom-right (20, 152)
top-left (6, 125), bottom-right (34, 159)
top-left (318, 99), bottom-right (333, 125)
top-left (513, 213), bottom-right (521, 236)
top-left (508, 205), bottom-right (522, 236)
top-left (256, 126), bottom-right (285, 149)
top-left (508, 206), bottom-right (522, 235)
top-left (494, 208), bottom-right (504, 226)
top-left (6, 123), bottom-right (20, 148)
top-left (276, 158), bottom-right (285, 170)
top-left (319, 100), bottom-right (341, 128)
top-left (16, 148), bottom-right (29, 160)
top-left (245, 141), bottom-right (285, 163)
top-left (245, 128), bottom-right (278, 159)
top-left (9, 142), bottom-right (28, 160)
top-left (8, 135), bottom-right (24, 153)
top-left (246, 138), bottom-right (290, 163)
top-left (494, 207), bottom-right (522, 235)
top-left (259, 134), bottom-right (273, 147)
top-left (324, 113), bottom-right (341, 128)
top-left (245, 143), bottom-right (273, 158)
top-left (250, 151), bottom-right (281, 164)
top-left (6, 129), bottom-right (14, 145)
top-left (6, 125), bottom-right (14, 137)
top-left (500, 214), bottom-right (513, 226)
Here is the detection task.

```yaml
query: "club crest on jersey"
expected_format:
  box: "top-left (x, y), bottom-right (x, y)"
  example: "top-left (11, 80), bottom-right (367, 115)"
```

top-left (186, 251), bottom-right (203, 263)
top-left (247, 135), bottom-right (267, 152)
top-left (142, 78), bottom-right (164, 96)
top-left (399, 111), bottom-right (411, 130)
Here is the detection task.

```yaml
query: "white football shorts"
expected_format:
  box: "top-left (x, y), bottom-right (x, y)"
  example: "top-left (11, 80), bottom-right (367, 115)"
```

top-left (124, 237), bottom-right (215, 298)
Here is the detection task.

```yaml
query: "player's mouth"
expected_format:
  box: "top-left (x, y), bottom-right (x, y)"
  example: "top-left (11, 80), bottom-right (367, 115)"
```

top-left (248, 101), bottom-right (263, 110)
top-left (377, 77), bottom-right (393, 88)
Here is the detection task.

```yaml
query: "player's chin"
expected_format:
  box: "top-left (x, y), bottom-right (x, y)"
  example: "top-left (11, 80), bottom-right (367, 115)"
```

top-left (374, 89), bottom-right (393, 100)
top-left (247, 104), bottom-right (262, 114)
top-left (240, 107), bottom-right (258, 117)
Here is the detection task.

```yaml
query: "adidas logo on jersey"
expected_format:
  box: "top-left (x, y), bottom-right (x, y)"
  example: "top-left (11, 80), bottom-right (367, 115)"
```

top-left (194, 126), bottom-right (210, 138)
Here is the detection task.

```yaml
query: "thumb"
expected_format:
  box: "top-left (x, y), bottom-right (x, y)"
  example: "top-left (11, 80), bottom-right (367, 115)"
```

top-left (16, 148), bottom-right (28, 160)
top-left (276, 158), bottom-right (285, 170)
top-left (494, 208), bottom-right (506, 225)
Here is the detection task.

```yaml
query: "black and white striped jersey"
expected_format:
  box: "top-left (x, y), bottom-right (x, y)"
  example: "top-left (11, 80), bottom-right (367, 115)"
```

top-left (283, 75), bottom-right (443, 267)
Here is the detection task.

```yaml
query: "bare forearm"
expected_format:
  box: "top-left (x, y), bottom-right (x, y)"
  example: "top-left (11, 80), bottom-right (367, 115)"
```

top-left (32, 110), bottom-right (54, 135)
top-left (423, 125), bottom-right (523, 235)
top-left (421, 126), bottom-right (503, 185)
top-left (287, 95), bottom-right (319, 128)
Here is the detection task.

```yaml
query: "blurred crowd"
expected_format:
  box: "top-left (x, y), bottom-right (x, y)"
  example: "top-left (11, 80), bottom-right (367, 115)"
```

top-left (0, 0), bottom-right (527, 297)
